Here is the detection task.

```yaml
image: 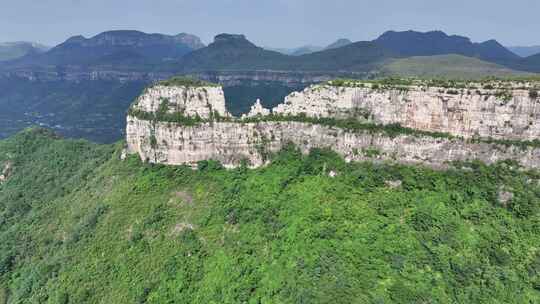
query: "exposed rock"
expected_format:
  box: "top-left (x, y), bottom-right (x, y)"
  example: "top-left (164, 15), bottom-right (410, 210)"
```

top-left (120, 149), bottom-right (128, 160)
top-left (274, 82), bottom-right (540, 140)
top-left (242, 99), bottom-right (270, 118)
top-left (126, 80), bottom-right (540, 169)
top-left (498, 188), bottom-right (514, 206)
top-left (0, 161), bottom-right (12, 183)
top-left (131, 84), bottom-right (230, 119)
top-left (385, 180), bottom-right (403, 189)
top-left (171, 223), bottom-right (195, 236)
top-left (126, 117), bottom-right (540, 169)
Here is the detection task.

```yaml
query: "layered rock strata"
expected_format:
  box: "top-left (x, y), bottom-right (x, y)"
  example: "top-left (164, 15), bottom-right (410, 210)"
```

top-left (274, 82), bottom-right (540, 140)
top-left (126, 80), bottom-right (540, 169)
top-left (130, 84), bottom-right (229, 119)
top-left (127, 117), bottom-right (540, 169)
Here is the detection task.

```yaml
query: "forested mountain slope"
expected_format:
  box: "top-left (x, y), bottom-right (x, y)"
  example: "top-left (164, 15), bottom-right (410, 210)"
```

top-left (0, 128), bottom-right (539, 303)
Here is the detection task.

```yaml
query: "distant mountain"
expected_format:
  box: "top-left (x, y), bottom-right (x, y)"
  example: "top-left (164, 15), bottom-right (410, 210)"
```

top-left (507, 46), bottom-right (540, 58)
top-left (373, 30), bottom-right (520, 65)
top-left (324, 39), bottom-right (352, 50)
top-left (178, 34), bottom-right (294, 71)
top-left (512, 53), bottom-right (540, 73)
top-left (2, 30), bottom-right (538, 75)
top-left (290, 45), bottom-right (324, 56)
top-left (264, 45), bottom-right (324, 56)
top-left (0, 41), bottom-right (49, 61)
top-left (5, 30), bottom-right (204, 67)
top-left (179, 34), bottom-right (393, 72)
top-left (265, 39), bottom-right (353, 56)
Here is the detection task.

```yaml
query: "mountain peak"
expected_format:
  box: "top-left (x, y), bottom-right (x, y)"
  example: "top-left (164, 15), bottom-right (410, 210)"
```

top-left (325, 38), bottom-right (353, 50)
top-left (212, 34), bottom-right (257, 48)
top-left (174, 33), bottom-right (205, 49)
top-left (214, 34), bottom-right (248, 42)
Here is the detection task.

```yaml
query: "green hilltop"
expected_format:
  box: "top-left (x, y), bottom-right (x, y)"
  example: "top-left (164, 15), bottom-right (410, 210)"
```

top-left (0, 128), bottom-right (539, 303)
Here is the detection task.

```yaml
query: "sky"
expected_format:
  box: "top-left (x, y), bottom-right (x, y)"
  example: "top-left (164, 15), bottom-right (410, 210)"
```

top-left (2, 0), bottom-right (540, 48)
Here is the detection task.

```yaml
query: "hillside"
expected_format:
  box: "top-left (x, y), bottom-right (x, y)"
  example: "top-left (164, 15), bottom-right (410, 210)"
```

top-left (513, 53), bottom-right (540, 73)
top-left (381, 54), bottom-right (529, 78)
top-left (0, 42), bottom-right (48, 61)
top-left (0, 128), bottom-right (539, 303)
top-left (374, 30), bottom-right (520, 65)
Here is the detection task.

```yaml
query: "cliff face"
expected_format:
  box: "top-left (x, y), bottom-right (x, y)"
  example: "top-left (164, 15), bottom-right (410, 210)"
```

top-left (274, 83), bottom-right (540, 140)
top-left (126, 80), bottom-right (540, 169)
top-left (130, 84), bottom-right (229, 119)
top-left (127, 117), bottom-right (540, 169)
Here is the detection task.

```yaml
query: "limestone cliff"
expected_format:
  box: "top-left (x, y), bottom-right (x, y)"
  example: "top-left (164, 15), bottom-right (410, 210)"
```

top-left (126, 79), bottom-right (540, 169)
top-left (130, 81), bottom-right (229, 119)
top-left (274, 80), bottom-right (540, 140)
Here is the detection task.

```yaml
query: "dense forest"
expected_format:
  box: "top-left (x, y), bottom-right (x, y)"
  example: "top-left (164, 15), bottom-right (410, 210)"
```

top-left (0, 128), bottom-right (539, 303)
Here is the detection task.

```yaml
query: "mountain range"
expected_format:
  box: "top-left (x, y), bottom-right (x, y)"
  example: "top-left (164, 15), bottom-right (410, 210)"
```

top-left (2, 30), bottom-right (204, 68)
top-left (2, 29), bottom-right (539, 75)
top-left (507, 45), bottom-right (540, 57)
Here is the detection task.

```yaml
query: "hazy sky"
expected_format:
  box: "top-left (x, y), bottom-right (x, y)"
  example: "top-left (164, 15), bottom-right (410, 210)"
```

top-left (2, 0), bottom-right (539, 47)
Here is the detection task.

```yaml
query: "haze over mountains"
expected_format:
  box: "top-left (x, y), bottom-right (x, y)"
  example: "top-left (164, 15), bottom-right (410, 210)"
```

top-left (265, 38), bottom-right (353, 56)
top-left (508, 46), bottom-right (540, 58)
top-left (2, 29), bottom-right (539, 75)
top-left (0, 42), bottom-right (49, 61)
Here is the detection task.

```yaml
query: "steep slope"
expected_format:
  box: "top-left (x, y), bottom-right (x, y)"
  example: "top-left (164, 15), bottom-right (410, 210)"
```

top-left (0, 128), bottom-right (539, 303)
top-left (0, 42), bottom-right (48, 61)
top-left (374, 30), bottom-right (520, 65)
top-left (5, 30), bottom-right (203, 67)
top-left (381, 54), bottom-right (529, 78)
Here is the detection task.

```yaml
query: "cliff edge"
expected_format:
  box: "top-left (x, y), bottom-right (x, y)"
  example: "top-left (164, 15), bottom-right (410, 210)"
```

top-left (126, 78), bottom-right (540, 169)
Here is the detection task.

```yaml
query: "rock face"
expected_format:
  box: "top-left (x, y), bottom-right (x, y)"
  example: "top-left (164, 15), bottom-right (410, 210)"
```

top-left (130, 84), bottom-right (229, 119)
top-left (126, 80), bottom-right (540, 169)
top-left (274, 83), bottom-right (540, 140)
top-left (127, 117), bottom-right (540, 169)
top-left (0, 161), bottom-right (12, 183)
top-left (242, 99), bottom-right (270, 118)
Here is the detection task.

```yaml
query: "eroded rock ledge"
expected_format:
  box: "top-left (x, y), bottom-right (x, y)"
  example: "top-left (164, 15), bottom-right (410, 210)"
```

top-left (126, 78), bottom-right (540, 169)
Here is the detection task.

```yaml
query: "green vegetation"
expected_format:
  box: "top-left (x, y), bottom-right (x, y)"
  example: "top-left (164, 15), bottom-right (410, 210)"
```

top-left (0, 128), bottom-right (539, 303)
top-left (326, 75), bottom-right (540, 91)
top-left (381, 55), bottom-right (531, 79)
top-left (155, 76), bottom-right (220, 88)
top-left (0, 77), bottom-right (148, 143)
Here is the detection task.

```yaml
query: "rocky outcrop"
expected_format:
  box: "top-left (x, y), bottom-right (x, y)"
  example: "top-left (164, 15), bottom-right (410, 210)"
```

top-left (242, 99), bottom-right (270, 118)
top-left (130, 84), bottom-right (229, 119)
top-left (274, 82), bottom-right (540, 140)
top-left (0, 161), bottom-right (12, 183)
top-left (126, 79), bottom-right (540, 169)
